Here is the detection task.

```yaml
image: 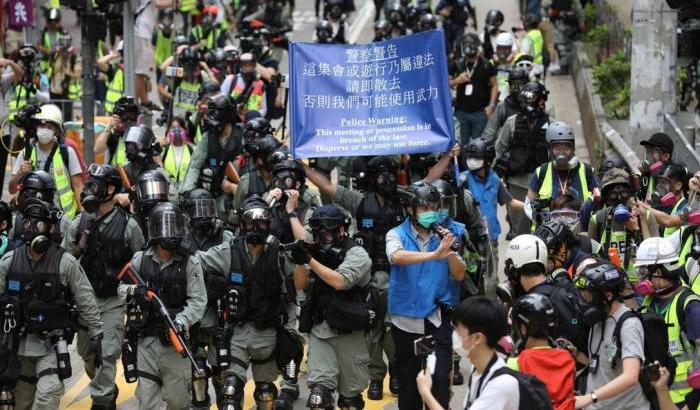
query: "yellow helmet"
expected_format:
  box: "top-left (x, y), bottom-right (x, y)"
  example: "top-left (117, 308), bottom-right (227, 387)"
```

top-left (34, 104), bottom-right (63, 132)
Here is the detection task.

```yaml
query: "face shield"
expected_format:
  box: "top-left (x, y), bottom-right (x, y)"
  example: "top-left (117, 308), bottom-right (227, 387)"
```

top-left (438, 193), bottom-right (457, 223)
top-left (187, 198), bottom-right (217, 219)
top-left (241, 207), bottom-right (272, 244)
top-left (137, 177), bottom-right (169, 204)
top-left (148, 210), bottom-right (187, 240)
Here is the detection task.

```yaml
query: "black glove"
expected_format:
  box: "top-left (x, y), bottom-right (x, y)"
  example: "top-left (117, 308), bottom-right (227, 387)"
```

top-left (129, 284), bottom-right (149, 304)
top-left (88, 334), bottom-right (103, 368)
top-left (284, 240), bottom-right (311, 265)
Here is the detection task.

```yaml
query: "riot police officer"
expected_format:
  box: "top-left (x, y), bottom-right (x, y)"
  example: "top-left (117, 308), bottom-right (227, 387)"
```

top-left (303, 156), bottom-right (403, 400)
top-left (481, 66), bottom-right (529, 141)
top-left (63, 164), bottom-right (145, 409)
top-left (231, 135), bottom-right (284, 212)
top-left (238, 117), bottom-right (274, 178)
top-left (95, 96), bottom-right (139, 166)
top-left (198, 196), bottom-right (287, 409)
top-left (0, 199), bottom-right (103, 409)
top-left (494, 82), bottom-right (553, 237)
top-left (180, 92), bottom-right (243, 223)
top-left (10, 170), bottom-right (71, 249)
top-left (288, 205), bottom-right (373, 410)
top-left (130, 169), bottom-right (172, 234)
top-left (181, 188), bottom-right (234, 409)
top-left (121, 202), bottom-right (207, 409)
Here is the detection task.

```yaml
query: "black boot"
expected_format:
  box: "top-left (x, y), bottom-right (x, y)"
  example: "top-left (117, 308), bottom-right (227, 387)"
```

top-left (275, 388), bottom-right (299, 410)
top-left (389, 375), bottom-right (399, 395)
top-left (367, 380), bottom-right (383, 400)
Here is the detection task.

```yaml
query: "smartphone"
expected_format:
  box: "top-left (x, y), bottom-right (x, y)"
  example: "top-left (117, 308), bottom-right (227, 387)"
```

top-left (642, 362), bottom-right (661, 382)
top-left (414, 335), bottom-right (436, 357)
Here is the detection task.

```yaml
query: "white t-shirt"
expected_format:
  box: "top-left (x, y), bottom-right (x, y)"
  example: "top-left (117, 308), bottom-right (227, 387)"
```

top-left (464, 356), bottom-right (519, 410)
top-left (135, 0), bottom-right (157, 39)
top-left (12, 144), bottom-right (82, 177)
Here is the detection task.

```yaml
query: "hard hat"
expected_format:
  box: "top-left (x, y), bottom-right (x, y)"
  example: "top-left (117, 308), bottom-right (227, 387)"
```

top-left (634, 237), bottom-right (679, 267)
top-left (34, 104), bottom-right (63, 132)
top-left (495, 32), bottom-right (514, 47)
top-left (546, 121), bottom-right (575, 144)
top-left (504, 234), bottom-right (547, 275)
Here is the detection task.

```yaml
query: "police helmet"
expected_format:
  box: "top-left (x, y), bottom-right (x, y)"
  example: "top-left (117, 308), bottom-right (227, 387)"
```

top-left (18, 170), bottom-right (56, 207)
top-left (148, 202), bottom-right (186, 248)
top-left (136, 170), bottom-right (170, 214)
top-left (309, 204), bottom-right (351, 233)
top-left (316, 20), bottom-right (334, 42)
top-left (125, 125), bottom-right (156, 162)
top-left (205, 93), bottom-right (237, 131)
top-left (465, 137), bottom-right (496, 162)
top-left (418, 13), bottom-right (437, 31)
top-left (485, 9), bottom-right (504, 28)
top-left (182, 188), bottom-right (217, 219)
top-left (402, 181), bottom-right (441, 208)
top-left (239, 195), bottom-right (273, 244)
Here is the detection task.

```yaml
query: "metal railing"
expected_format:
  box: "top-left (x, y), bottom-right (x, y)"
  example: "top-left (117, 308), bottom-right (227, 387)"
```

top-left (662, 113), bottom-right (700, 171)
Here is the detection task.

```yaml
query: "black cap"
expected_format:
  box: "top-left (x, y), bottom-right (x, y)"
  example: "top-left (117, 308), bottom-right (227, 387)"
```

top-left (641, 132), bottom-right (674, 154)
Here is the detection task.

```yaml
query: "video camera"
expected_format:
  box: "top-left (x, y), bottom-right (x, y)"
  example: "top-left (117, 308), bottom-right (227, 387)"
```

top-left (17, 45), bottom-right (38, 69)
top-left (12, 104), bottom-right (41, 131)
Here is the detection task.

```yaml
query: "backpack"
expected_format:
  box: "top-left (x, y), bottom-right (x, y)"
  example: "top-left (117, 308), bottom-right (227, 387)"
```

top-left (612, 310), bottom-right (678, 410)
top-left (491, 367), bottom-right (554, 410)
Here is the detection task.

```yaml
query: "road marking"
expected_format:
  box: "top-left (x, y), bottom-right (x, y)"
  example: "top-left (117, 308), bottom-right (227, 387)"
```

top-left (348, 0), bottom-right (375, 44)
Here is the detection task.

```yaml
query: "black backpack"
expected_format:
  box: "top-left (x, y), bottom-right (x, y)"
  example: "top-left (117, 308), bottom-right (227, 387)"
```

top-left (612, 309), bottom-right (679, 410)
top-left (491, 367), bottom-right (554, 410)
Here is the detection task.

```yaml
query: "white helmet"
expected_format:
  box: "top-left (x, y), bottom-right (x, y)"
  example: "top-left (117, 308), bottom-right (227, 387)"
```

top-left (505, 234), bottom-right (547, 272)
top-left (34, 104), bottom-right (63, 132)
top-left (635, 237), bottom-right (678, 267)
top-left (495, 32), bottom-right (514, 48)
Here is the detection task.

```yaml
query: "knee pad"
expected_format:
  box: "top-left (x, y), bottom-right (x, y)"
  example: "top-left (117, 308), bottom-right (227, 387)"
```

top-left (253, 382), bottom-right (277, 410)
top-left (191, 359), bottom-right (211, 407)
top-left (306, 385), bottom-right (334, 410)
top-left (0, 388), bottom-right (15, 410)
top-left (281, 359), bottom-right (300, 384)
top-left (220, 376), bottom-right (245, 410)
top-left (338, 394), bottom-right (365, 410)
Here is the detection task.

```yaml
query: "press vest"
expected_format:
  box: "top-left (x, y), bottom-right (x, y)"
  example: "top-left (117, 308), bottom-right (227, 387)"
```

top-left (355, 193), bottom-right (404, 273)
top-left (389, 218), bottom-right (449, 318)
top-left (109, 139), bottom-right (127, 166)
top-left (104, 67), bottom-right (124, 114)
top-left (154, 30), bottom-right (174, 67)
top-left (5, 243), bottom-right (72, 333)
top-left (30, 145), bottom-right (77, 219)
top-left (227, 237), bottom-right (283, 328)
top-left (8, 84), bottom-right (35, 119)
top-left (508, 113), bottom-right (550, 175)
top-left (229, 76), bottom-right (266, 113)
top-left (163, 144), bottom-right (192, 183)
top-left (174, 80), bottom-right (201, 114)
top-left (536, 162), bottom-right (592, 201)
top-left (78, 208), bottom-right (132, 298)
top-left (525, 29), bottom-right (544, 64)
top-left (441, 219), bottom-right (466, 306)
top-left (642, 289), bottom-right (700, 404)
top-left (663, 197), bottom-right (686, 238)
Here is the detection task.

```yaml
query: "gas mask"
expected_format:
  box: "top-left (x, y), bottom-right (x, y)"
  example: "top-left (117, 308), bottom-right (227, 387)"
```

top-left (21, 217), bottom-right (51, 254)
top-left (462, 43), bottom-right (478, 58)
top-left (242, 70), bottom-right (256, 84)
top-left (496, 47), bottom-right (510, 62)
top-left (155, 237), bottom-right (182, 251)
top-left (372, 172), bottom-right (398, 196)
top-left (166, 127), bottom-right (188, 144)
top-left (330, 6), bottom-right (342, 19)
top-left (317, 29), bottom-right (332, 43)
top-left (125, 142), bottom-right (149, 164)
top-left (192, 218), bottom-right (220, 237)
top-left (36, 127), bottom-right (56, 145)
top-left (274, 171), bottom-right (299, 191)
top-left (651, 181), bottom-right (678, 208)
top-left (241, 208), bottom-right (271, 245)
top-left (640, 158), bottom-right (665, 175)
top-left (578, 290), bottom-right (608, 326)
top-left (313, 228), bottom-right (342, 254)
top-left (635, 266), bottom-right (680, 296)
top-left (80, 178), bottom-right (108, 213)
top-left (612, 204), bottom-right (631, 223)
top-left (551, 142), bottom-right (577, 171)
top-left (204, 109), bottom-right (226, 136)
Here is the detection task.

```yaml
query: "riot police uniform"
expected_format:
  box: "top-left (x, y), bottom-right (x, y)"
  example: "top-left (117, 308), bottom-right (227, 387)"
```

top-left (62, 164), bottom-right (145, 409)
top-left (198, 196), bottom-right (288, 410)
top-left (481, 67), bottom-right (529, 141)
top-left (231, 135), bottom-right (286, 213)
top-left (120, 202), bottom-right (207, 410)
top-left (122, 125), bottom-right (172, 194)
top-left (180, 93), bottom-right (243, 223)
top-left (236, 117), bottom-right (274, 178)
top-left (181, 188), bottom-right (234, 409)
top-left (290, 205), bottom-right (373, 410)
top-left (0, 199), bottom-right (103, 410)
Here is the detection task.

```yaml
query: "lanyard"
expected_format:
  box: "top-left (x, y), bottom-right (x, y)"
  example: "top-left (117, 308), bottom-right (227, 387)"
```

top-left (464, 61), bottom-right (478, 79)
top-left (556, 169), bottom-right (571, 197)
top-left (467, 353), bottom-right (499, 405)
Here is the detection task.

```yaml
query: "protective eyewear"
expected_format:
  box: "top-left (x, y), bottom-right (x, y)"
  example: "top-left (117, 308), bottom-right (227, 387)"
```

top-left (187, 198), bottom-right (217, 219)
top-left (309, 217), bottom-right (344, 231)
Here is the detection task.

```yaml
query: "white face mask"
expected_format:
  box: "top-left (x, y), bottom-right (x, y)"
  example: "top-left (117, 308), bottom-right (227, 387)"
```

top-left (452, 330), bottom-right (471, 358)
top-left (466, 158), bottom-right (484, 171)
top-left (36, 127), bottom-right (55, 144)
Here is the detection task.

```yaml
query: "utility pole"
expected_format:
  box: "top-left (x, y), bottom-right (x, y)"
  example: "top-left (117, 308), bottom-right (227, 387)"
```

top-left (81, 0), bottom-right (97, 164)
top-left (629, 0), bottom-right (677, 149)
top-left (123, 0), bottom-right (136, 96)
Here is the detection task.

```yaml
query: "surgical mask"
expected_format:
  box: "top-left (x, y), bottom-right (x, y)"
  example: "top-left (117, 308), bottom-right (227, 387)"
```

top-left (466, 158), bottom-right (484, 171)
top-left (452, 330), bottom-right (471, 358)
top-left (437, 209), bottom-right (450, 224)
top-left (37, 127), bottom-right (55, 144)
top-left (417, 210), bottom-right (438, 228)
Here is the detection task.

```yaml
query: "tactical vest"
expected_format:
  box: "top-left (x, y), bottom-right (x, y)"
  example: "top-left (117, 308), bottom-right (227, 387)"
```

top-left (79, 208), bottom-right (132, 298)
top-left (308, 238), bottom-right (368, 329)
top-left (354, 193), bottom-right (403, 273)
top-left (184, 227), bottom-right (225, 307)
top-left (508, 113), bottom-right (549, 175)
top-left (248, 170), bottom-right (271, 198)
top-left (5, 243), bottom-right (72, 334)
top-left (227, 237), bottom-right (283, 329)
top-left (270, 200), bottom-right (310, 244)
top-left (30, 145), bottom-right (77, 219)
top-left (641, 288), bottom-right (700, 404)
top-left (136, 252), bottom-right (190, 336)
top-left (199, 129), bottom-right (243, 196)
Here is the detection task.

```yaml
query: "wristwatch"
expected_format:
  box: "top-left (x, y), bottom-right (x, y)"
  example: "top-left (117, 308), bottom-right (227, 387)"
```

top-left (590, 392), bottom-right (599, 404)
top-left (287, 211), bottom-right (298, 219)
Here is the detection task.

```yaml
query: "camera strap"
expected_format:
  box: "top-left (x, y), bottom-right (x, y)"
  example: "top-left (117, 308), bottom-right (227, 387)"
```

top-left (134, 0), bottom-right (152, 19)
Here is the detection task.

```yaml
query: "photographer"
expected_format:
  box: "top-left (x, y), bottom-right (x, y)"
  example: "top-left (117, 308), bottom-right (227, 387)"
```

top-left (47, 30), bottom-right (80, 121)
top-left (158, 46), bottom-right (218, 121)
top-left (221, 52), bottom-right (267, 119)
top-left (9, 104), bottom-right (84, 220)
top-left (191, 5), bottom-right (227, 52)
top-left (238, 28), bottom-right (284, 119)
top-left (94, 96), bottom-right (139, 166)
top-left (97, 41), bottom-right (126, 115)
top-left (5, 45), bottom-right (50, 120)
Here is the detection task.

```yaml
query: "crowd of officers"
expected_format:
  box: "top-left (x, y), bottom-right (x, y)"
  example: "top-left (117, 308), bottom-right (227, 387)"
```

top-left (1, 2), bottom-right (700, 410)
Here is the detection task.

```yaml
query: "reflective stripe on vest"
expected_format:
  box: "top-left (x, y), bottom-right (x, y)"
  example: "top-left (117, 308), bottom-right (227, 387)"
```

top-left (30, 147), bottom-right (76, 219)
top-left (163, 145), bottom-right (191, 183)
top-left (537, 162), bottom-right (591, 201)
top-left (179, 0), bottom-right (198, 14)
top-left (68, 79), bottom-right (82, 100)
top-left (8, 85), bottom-right (34, 119)
top-left (663, 198), bottom-right (685, 238)
top-left (194, 125), bottom-right (203, 144)
top-left (230, 79), bottom-right (265, 112)
top-left (109, 139), bottom-right (127, 166)
top-left (154, 31), bottom-right (173, 67)
top-left (525, 29), bottom-right (544, 65)
top-left (174, 81), bottom-right (201, 112)
top-left (104, 68), bottom-right (124, 114)
top-left (642, 290), bottom-right (700, 403)
top-left (596, 220), bottom-right (639, 282)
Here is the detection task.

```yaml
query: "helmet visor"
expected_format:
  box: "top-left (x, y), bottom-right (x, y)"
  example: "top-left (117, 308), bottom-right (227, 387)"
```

top-left (137, 179), bottom-right (169, 201)
top-left (188, 198), bottom-right (217, 218)
top-left (309, 216), bottom-right (344, 231)
top-left (241, 207), bottom-right (272, 230)
top-left (148, 211), bottom-right (186, 240)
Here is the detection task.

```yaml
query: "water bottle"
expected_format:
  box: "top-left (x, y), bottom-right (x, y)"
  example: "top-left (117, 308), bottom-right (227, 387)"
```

top-left (52, 333), bottom-right (72, 380)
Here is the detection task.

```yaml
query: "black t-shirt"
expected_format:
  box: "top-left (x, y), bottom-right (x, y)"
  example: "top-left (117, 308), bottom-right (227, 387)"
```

top-left (451, 58), bottom-right (496, 113)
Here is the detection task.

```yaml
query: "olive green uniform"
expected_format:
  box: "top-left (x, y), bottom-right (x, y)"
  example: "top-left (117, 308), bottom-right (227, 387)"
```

top-left (62, 209), bottom-right (145, 406)
top-left (0, 248), bottom-right (103, 410)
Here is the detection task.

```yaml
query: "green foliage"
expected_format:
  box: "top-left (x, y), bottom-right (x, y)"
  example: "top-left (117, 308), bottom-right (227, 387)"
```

top-left (583, 3), bottom-right (597, 30)
top-left (584, 25), bottom-right (610, 49)
top-left (592, 50), bottom-right (631, 119)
